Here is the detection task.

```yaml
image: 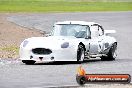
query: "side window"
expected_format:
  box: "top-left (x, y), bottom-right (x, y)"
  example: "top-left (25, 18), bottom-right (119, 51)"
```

top-left (90, 25), bottom-right (99, 38)
top-left (98, 26), bottom-right (104, 36)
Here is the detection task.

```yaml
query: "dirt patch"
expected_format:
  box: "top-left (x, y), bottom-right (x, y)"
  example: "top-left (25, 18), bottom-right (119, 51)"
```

top-left (0, 13), bottom-right (43, 59)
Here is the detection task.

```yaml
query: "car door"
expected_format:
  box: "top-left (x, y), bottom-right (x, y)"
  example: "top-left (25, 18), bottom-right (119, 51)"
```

top-left (89, 24), bottom-right (104, 54)
top-left (97, 25), bottom-right (105, 53)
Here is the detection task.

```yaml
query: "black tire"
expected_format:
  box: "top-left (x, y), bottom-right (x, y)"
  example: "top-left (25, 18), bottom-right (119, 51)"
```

top-left (77, 45), bottom-right (85, 63)
top-left (22, 60), bottom-right (35, 65)
top-left (101, 43), bottom-right (117, 61)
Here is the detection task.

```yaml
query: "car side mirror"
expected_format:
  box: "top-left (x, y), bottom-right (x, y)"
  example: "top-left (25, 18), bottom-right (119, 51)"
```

top-left (85, 35), bottom-right (91, 39)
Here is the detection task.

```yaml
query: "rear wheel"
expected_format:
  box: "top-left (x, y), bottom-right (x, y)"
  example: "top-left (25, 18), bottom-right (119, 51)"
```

top-left (77, 45), bottom-right (85, 63)
top-left (101, 43), bottom-right (117, 61)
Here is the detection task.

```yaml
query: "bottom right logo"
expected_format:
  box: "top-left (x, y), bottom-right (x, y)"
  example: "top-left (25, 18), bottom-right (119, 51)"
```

top-left (76, 66), bottom-right (131, 85)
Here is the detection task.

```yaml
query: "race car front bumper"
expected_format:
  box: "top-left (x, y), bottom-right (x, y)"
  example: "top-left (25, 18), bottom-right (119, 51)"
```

top-left (19, 47), bottom-right (77, 63)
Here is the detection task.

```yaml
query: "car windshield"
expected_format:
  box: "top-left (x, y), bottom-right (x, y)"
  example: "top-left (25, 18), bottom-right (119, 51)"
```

top-left (52, 24), bottom-right (90, 38)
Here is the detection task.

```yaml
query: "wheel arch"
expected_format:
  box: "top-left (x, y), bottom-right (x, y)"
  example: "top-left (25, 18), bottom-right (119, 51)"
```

top-left (106, 42), bottom-right (117, 54)
top-left (110, 42), bottom-right (117, 49)
top-left (114, 42), bottom-right (117, 45)
top-left (79, 42), bottom-right (86, 51)
top-left (111, 42), bottom-right (117, 50)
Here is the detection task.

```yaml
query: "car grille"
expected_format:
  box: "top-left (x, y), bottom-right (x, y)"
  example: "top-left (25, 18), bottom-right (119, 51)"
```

top-left (32, 48), bottom-right (52, 55)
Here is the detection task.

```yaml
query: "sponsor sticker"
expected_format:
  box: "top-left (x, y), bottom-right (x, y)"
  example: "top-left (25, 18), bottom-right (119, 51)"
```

top-left (76, 66), bottom-right (131, 85)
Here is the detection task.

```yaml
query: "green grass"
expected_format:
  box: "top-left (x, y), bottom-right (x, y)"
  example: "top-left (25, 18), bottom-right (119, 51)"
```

top-left (0, 0), bottom-right (132, 12)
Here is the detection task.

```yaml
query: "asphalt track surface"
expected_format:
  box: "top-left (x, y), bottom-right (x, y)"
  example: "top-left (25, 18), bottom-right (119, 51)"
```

top-left (0, 12), bottom-right (132, 88)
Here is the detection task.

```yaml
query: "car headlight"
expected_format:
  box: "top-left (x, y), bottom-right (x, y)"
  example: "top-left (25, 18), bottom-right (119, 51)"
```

top-left (23, 40), bottom-right (29, 47)
top-left (61, 42), bottom-right (69, 48)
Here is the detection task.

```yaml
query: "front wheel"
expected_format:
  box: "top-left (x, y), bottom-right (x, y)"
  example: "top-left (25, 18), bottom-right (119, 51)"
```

top-left (77, 45), bottom-right (85, 63)
top-left (101, 43), bottom-right (117, 61)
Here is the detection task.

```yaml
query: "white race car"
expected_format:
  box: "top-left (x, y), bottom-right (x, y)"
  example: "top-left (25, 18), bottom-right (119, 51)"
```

top-left (19, 21), bottom-right (117, 64)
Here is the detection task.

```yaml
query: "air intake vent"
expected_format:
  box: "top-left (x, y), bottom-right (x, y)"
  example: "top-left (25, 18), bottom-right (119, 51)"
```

top-left (32, 48), bottom-right (52, 55)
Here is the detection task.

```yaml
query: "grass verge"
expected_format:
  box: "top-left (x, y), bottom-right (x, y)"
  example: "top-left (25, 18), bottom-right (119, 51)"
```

top-left (0, 0), bottom-right (132, 12)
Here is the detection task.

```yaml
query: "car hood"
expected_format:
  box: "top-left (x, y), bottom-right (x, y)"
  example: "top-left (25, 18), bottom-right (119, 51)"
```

top-left (22, 36), bottom-right (80, 49)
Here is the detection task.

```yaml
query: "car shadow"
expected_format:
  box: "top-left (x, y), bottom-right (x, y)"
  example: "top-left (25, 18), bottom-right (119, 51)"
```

top-left (34, 59), bottom-right (102, 65)
top-left (21, 58), bottom-right (132, 65)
